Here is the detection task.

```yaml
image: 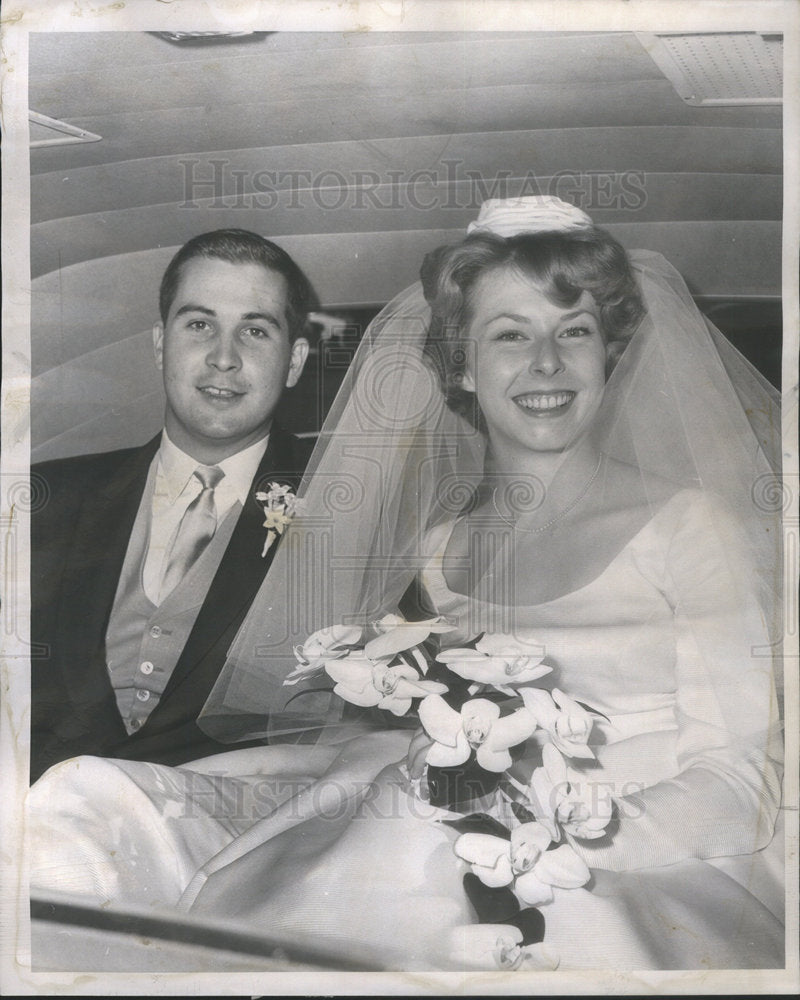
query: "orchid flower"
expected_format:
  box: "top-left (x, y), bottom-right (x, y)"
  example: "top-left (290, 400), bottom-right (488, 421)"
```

top-left (255, 482), bottom-right (302, 514)
top-left (261, 506), bottom-right (293, 531)
top-left (524, 743), bottom-right (613, 841)
top-left (446, 924), bottom-right (559, 971)
top-left (255, 483), bottom-right (305, 555)
top-left (364, 613), bottom-right (455, 670)
top-left (454, 821), bottom-right (590, 905)
top-left (519, 686), bottom-right (596, 759)
top-left (437, 633), bottom-right (551, 693)
top-left (419, 695), bottom-right (536, 773)
top-left (326, 654), bottom-right (447, 716)
top-left (284, 624), bottom-right (363, 685)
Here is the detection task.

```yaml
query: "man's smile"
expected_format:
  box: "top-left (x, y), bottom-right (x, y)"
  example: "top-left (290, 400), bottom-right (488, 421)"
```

top-left (198, 385), bottom-right (244, 400)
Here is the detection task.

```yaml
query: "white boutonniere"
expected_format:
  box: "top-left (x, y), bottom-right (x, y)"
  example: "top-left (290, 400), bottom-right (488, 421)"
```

top-left (255, 482), bottom-right (303, 557)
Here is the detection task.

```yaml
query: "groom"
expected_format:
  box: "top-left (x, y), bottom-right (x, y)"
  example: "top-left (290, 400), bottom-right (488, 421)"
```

top-left (30, 230), bottom-right (316, 782)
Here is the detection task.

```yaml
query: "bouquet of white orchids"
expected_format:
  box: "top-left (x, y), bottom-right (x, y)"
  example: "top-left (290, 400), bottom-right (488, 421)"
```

top-left (285, 613), bottom-right (615, 964)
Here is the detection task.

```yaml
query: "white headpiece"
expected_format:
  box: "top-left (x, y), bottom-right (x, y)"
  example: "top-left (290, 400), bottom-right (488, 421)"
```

top-left (466, 195), bottom-right (593, 237)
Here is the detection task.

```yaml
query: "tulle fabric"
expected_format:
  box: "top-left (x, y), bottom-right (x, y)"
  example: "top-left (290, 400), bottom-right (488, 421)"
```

top-left (199, 281), bottom-right (486, 742)
top-left (198, 248), bottom-right (783, 744)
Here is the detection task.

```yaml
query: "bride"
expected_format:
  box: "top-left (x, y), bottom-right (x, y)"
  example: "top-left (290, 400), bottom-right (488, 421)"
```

top-left (28, 197), bottom-right (785, 972)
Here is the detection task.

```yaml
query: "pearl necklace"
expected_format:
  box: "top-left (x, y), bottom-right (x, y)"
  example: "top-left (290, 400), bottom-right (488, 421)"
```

top-left (491, 456), bottom-right (603, 534)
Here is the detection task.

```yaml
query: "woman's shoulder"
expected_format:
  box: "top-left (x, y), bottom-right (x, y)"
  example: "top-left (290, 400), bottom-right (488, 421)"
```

top-left (416, 517), bottom-right (475, 625)
top-left (605, 458), bottom-right (730, 525)
top-left (644, 485), bottom-right (742, 540)
top-left (615, 480), bottom-right (755, 601)
top-left (602, 460), bottom-right (749, 570)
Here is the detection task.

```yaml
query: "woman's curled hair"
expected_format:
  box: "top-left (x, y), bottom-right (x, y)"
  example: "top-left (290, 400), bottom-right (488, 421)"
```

top-left (421, 227), bottom-right (645, 425)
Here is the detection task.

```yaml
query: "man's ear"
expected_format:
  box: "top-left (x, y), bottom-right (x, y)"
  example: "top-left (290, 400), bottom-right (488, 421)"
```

top-left (152, 323), bottom-right (164, 371)
top-left (285, 336), bottom-right (310, 388)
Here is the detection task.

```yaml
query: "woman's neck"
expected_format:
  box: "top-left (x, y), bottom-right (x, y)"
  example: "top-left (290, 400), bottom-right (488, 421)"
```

top-left (487, 438), bottom-right (603, 522)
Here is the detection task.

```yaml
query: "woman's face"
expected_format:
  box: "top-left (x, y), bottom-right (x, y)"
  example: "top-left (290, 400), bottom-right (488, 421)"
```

top-left (462, 267), bottom-right (607, 457)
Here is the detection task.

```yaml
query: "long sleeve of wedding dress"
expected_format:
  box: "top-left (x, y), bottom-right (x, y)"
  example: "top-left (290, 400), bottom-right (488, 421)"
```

top-left (562, 491), bottom-right (783, 874)
top-left (422, 487), bottom-right (783, 877)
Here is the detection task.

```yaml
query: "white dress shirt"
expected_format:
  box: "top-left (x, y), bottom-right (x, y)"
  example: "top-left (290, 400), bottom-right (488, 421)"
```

top-left (142, 431), bottom-right (270, 605)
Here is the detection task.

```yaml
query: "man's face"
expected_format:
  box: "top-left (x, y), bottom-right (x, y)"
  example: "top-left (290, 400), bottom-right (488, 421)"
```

top-left (153, 256), bottom-right (309, 463)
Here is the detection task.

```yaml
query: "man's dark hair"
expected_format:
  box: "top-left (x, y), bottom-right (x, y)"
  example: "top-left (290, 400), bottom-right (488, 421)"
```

top-left (158, 229), bottom-right (319, 340)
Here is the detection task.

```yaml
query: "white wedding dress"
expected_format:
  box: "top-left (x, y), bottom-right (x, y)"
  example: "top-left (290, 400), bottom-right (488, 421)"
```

top-left (28, 488), bottom-right (785, 971)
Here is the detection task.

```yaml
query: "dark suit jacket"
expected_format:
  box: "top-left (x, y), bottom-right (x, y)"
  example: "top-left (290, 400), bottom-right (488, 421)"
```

top-left (30, 424), bottom-right (311, 782)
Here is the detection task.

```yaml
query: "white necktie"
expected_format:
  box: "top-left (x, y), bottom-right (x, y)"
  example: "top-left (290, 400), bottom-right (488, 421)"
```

top-left (159, 465), bottom-right (224, 602)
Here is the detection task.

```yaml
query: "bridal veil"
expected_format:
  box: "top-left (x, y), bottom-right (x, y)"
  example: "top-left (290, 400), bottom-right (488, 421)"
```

top-left (198, 198), bottom-right (784, 745)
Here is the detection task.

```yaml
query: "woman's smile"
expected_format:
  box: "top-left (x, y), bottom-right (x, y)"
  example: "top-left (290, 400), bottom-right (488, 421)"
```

top-left (513, 390), bottom-right (576, 415)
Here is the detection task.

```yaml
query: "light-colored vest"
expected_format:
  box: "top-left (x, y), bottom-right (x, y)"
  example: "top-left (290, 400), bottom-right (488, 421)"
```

top-left (105, 465), bottom-right (240, 734)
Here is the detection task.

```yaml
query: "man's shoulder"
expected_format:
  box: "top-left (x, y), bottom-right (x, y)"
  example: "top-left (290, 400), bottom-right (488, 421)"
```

top-left (33, 444), bottom-right (140, 475)
top-left (32, 439), bottom-right (159, 499)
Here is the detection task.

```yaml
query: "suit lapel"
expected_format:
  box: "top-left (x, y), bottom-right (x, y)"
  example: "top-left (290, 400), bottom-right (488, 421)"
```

top-left (57, 437), bottom-right (160, 710)
top-left (155, 425), bottom-right (303, 709)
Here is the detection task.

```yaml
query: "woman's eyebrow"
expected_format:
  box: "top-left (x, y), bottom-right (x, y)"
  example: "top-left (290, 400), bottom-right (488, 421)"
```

top-left (486, 308), bottom-right (594, 325)
top-left (488, 312), bottom-right (529, 324)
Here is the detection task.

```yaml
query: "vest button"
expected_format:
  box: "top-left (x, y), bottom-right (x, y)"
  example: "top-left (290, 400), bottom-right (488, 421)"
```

top-left (150, 626), bottom-right (162, 639)
top-left (140, 661), bottom-right (154, 675)
top-left (136, 689), bottom-right (151, 702)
